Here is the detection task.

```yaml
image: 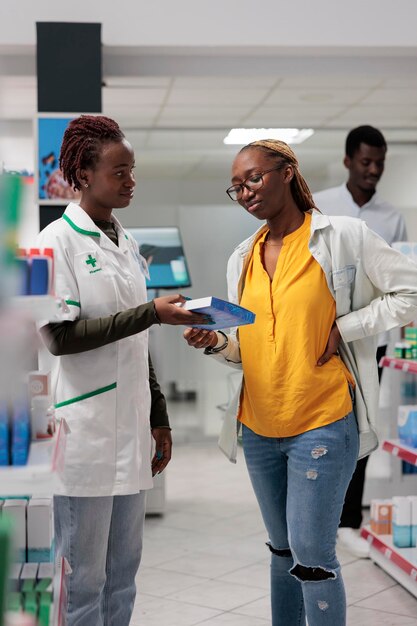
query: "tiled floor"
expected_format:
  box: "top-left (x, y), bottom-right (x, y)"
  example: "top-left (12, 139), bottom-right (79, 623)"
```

top-left (132, 440), bottom-right (417, 625)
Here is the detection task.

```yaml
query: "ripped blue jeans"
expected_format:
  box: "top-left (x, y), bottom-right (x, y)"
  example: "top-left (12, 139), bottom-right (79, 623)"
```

top-left (242, 410), bottom-right (359, 626)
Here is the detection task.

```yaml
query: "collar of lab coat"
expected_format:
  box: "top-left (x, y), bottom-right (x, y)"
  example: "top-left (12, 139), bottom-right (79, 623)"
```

top-left (63, 203), bottom-right (130, 255)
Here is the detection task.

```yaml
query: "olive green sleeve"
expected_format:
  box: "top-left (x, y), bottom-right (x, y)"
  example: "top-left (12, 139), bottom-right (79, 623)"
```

top-left (40, 301), bottom-right (160, 356)
top-left (148, 353), bottom-right (170, 429)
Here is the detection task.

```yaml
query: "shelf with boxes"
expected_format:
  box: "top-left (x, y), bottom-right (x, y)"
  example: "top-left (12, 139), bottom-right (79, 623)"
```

top-left (361, 526), bottom-right (417, 597)
top-left (362, 370), bottom-right (417, 597)
top-left (0, 395), bottom-right (68, 625)
top-left (8, 244), bottom-right (63, 322)
top-left (0, 419), bottom-right (67, 497)
top-left (1, 498), bottom-right (67, 625)
top-left (379, 356), bottom-right (417, 480)
top-left (0, 176), bottom-right (66, 625)
top-left (379, 356), bottom-right (417, 375)
top-left (382, 439), bottom-right (417, 467)
top-left (1, 273), bottom-right (68, 495)
top-left (0, 307), bottom-right (67, 623)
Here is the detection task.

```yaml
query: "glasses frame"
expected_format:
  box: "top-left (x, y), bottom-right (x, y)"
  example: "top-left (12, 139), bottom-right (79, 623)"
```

top-left (226, 166), bottom-right (283, 201)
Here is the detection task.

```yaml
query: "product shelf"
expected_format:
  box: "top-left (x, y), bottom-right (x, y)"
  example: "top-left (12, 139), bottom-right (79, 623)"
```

top-left (52, 556), bottom-right (71, 626)
top-left (361, 526), bottom-right (417, 597)
top-left (382, 439), bottom-right (417, 466)
top-left (379, 355), bottom-right (417, 374)
top-left (0, 419), bottom-right (67, 497)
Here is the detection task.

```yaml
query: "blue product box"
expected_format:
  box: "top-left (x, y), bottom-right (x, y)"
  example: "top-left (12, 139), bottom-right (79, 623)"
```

top-left (393, 523), bottom-right (412, 548)
top-left (183, 296), bottom-right (255, 330)
top-left (15, 258), bottom-right (31, 295)
top-left (393, 496), bottom-right (412, 548)
top-left (11, 398), bottom-right (30, 466)
top-left (397, 405), bottom-right (417, 448)
top-left (0, 401), bottom-right (9, 465)
top-left (29, 258), bottom-right (49, 295)
top-left (27, 498), bottom-right (54, 563)
top-left (3, 500), bottom-right (27, 562)
top-left (410, 497), bottom-right (417, 548)
top-left (0, 422), bottom-right (9, 466)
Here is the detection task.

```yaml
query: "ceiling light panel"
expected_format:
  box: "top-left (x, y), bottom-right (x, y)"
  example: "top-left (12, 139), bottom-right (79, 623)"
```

top-left (223, 128), bottom-right (314, 145)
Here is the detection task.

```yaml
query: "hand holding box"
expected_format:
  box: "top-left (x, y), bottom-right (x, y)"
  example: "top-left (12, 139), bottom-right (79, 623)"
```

top-left (181, 296), bottom-right (255, 330)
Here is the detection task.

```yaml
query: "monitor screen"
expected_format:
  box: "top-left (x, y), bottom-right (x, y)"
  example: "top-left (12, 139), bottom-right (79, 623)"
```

top-left (127, 226), bottom-right (192, 290)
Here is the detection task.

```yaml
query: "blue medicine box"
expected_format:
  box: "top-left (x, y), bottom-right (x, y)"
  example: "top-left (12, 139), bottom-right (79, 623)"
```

top-left (183, 296), bottom-right (255, 331)
top-left (397, 405), bottom-right (417, 448)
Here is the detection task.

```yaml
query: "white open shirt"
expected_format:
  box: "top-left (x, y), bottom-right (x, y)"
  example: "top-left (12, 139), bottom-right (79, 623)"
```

top-left (313, 184), bottom-right (408, 347)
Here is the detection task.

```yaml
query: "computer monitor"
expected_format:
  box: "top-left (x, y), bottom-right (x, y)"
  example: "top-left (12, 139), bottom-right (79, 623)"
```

top-left (127, 226), bottom-right (192, 290)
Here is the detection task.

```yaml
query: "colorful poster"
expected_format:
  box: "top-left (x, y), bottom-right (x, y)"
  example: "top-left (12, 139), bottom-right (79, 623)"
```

top-left (38, 117), bottom-right (80, 202)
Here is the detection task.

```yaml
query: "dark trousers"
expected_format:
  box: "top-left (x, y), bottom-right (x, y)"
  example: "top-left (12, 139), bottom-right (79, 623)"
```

top-left (339, 345), bottom-right (387, 528)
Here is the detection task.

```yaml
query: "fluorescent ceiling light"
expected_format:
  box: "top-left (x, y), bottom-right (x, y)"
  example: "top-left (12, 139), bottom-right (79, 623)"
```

top-left (223, 128), bottom-right (314, 145)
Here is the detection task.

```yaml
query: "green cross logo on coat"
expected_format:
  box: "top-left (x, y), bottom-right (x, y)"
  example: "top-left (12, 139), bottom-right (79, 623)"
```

top-left (85, 254), bottom-right (102, 274)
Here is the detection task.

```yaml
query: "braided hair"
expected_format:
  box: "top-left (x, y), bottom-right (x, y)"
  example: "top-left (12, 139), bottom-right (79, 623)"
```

top-left (59, 115), bottom-right (125, 191)
top-left (241, 139), bottom-right (316, 213)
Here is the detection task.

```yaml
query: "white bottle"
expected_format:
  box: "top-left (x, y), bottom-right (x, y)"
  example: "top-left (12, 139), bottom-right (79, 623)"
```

top-left (30, 395), bottom-right (54, 440)
top-left (392, 496), bottom-right (412, 548)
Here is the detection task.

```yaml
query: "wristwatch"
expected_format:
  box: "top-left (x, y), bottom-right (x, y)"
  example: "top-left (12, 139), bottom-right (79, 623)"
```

top-left (204, 330), bottom-right (229, 355)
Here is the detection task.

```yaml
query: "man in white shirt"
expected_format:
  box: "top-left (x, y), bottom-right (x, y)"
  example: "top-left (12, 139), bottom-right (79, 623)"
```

top-left (314, 125), bottom-right (408, 559)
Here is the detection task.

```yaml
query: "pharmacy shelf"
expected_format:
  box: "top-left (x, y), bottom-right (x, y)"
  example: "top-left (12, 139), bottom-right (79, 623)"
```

top-left (9, 295), bottom-right (63, 322)
top-left (383, 439), bottom-right (417, 467)
top-left (379, 355), bottom-right (417, 374)
top-left (0, 420), bottom-right (67, 497)
top-left (53, 557), bottom-right (70, 626)
top-left (361, 526), bottom-right (417, 597)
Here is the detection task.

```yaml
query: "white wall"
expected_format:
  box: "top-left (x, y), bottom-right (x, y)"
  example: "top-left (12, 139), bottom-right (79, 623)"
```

top-left (378, 151), bottom-right (417, 238)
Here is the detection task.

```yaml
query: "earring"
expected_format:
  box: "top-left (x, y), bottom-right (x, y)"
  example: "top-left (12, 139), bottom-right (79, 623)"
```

top-left (84, 184), bottom-right (89, 188)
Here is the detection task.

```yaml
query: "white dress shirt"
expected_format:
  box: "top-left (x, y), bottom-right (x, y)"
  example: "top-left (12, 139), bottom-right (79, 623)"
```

top-left (313, 183), bottom-right (407, 245)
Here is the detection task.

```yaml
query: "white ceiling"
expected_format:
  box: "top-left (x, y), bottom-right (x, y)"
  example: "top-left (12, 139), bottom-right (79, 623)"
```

top-left (1, 48), bottom-right (417, 179)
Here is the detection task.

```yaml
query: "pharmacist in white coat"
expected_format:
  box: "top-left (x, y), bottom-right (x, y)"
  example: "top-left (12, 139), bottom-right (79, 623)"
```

top-left (37, 115), bottom-right (206, 626)
top-left (313, 125), bottom-right (408, 559)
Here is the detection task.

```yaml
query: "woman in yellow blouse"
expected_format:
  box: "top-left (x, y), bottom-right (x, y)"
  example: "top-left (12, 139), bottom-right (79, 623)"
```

top-left (184, 139), bottom-right (417, 626)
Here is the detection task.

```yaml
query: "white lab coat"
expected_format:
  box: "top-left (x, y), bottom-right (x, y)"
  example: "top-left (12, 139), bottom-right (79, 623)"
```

top-left (37, 203), bottom-right (153, 496)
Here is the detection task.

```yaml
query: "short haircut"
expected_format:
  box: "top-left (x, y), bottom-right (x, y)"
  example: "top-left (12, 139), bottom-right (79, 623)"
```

top-left (345, 125), bottom-right (387, 158)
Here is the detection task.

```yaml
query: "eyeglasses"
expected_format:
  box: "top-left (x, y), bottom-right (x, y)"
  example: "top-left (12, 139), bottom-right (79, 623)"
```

top-left (226, 167), bottom-right (283, 201)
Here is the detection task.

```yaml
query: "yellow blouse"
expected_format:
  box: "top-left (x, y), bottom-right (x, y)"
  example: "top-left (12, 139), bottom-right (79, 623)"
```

top-left (238, 212), bottom-right (354, 438)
